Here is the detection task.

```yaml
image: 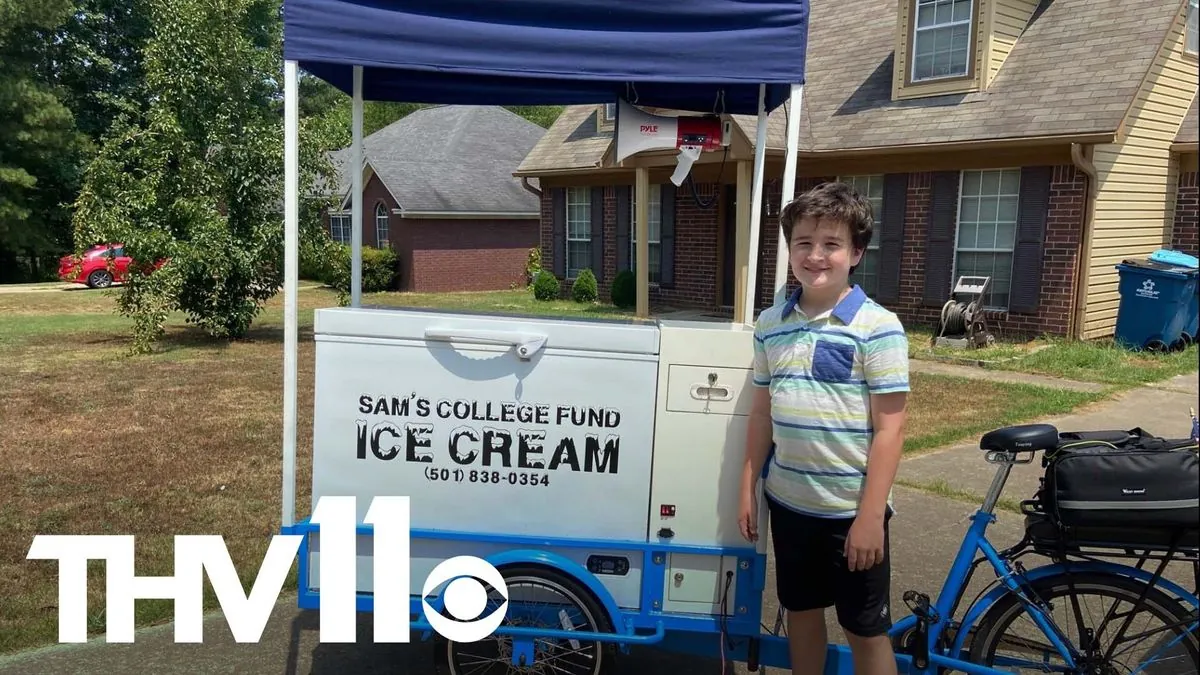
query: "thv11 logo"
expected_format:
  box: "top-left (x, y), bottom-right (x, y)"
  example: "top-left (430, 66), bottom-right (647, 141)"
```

top-left (25, 496), bottom-right (508, 644)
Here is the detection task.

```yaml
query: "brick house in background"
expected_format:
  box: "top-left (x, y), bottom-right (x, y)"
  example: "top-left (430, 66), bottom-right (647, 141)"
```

top-left (325, 105), bottom-right (546, 292)
top-left (514, 0), bottom-right (1199, 340)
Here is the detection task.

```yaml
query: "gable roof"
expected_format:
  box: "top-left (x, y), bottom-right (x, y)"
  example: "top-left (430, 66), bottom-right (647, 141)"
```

top-left (517, 0), bottom-right (1183, 174)
top-left (1176, 97), bottom-right (1198, 147)
top-left (332, 105), bottom-right (547, 214)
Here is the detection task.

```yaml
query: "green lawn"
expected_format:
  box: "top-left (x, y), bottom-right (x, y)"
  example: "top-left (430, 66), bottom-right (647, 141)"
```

top-left (907, 325), bottom-right (1198, 387)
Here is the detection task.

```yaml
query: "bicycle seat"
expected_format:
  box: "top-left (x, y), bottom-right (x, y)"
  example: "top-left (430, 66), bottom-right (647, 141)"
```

top-left (979, 423), bottom-right (1059, 453)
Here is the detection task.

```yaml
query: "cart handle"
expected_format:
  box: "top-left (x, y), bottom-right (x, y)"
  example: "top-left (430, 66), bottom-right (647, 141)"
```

top-left (424, 328), bottom-right (548, 360)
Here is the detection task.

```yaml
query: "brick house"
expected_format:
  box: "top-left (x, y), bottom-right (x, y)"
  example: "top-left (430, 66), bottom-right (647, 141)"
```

top-left (514, 0), bottom-right (1199, 339)
top-left (325, 105), bottom-right (545, 292)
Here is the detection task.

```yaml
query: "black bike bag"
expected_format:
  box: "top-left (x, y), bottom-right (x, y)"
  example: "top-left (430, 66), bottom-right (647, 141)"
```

top-left (1040, 430), bottom-right (1199, 531)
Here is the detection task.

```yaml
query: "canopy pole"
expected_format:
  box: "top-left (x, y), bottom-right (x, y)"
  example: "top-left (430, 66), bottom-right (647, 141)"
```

top-left (635, 166), bottom-right (650, 318)
top-left (281, 59), bottom-right (299, 529)
top-left (774, 84), bottom-right (804, 304)
top-left (741, 84), bottom-right (769, 326)
top-left (351, 66), bottom-right (363, 307)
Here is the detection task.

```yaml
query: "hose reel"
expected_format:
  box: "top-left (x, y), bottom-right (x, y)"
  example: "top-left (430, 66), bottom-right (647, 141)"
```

top-left (932, 276), bottom-right (996, 349)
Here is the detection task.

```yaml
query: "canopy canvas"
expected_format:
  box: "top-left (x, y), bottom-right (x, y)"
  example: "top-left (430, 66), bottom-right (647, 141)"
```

top-left (283, 0), bottom-right (809, 114)
top-left (279, 0), bottom-right (810, 527)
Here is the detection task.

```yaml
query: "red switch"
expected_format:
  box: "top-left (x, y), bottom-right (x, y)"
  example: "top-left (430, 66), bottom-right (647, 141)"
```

top-left (660, 505), bottom-right (676, 517)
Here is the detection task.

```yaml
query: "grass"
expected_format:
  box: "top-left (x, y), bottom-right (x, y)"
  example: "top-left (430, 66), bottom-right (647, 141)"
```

top-left (0, 285), bottom-right (1119, 654)
top-left (908, 325), bottom-right (1199, 388)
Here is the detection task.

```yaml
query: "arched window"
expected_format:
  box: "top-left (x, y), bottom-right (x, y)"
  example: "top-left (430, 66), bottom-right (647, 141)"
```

top-left (375, 203), bottom-right (390, 248)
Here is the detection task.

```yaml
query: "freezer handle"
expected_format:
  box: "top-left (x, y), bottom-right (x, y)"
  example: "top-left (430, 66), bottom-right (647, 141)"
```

top-left (424, 328), bottom-right (548, 360)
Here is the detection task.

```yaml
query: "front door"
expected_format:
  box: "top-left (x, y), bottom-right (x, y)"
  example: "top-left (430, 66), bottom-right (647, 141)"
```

top-left (720, 185), bottom-right (736, 308)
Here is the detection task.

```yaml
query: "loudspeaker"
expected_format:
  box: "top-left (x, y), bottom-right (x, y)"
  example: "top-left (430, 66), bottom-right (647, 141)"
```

top-left (613, 99), bottom-right (727, 186)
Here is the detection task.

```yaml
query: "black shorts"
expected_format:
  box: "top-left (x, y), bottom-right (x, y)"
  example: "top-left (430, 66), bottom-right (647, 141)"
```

top-left (767, 495), bottom-right (893, 637)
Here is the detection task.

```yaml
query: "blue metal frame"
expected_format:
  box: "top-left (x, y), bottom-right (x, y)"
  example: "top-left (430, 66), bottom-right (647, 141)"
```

top-left (281, 508), bottom-right (1200, 675)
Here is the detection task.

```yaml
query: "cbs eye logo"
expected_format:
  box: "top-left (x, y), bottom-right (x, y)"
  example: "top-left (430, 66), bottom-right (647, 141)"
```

top-left (421, 556), bottom-right (509, 642)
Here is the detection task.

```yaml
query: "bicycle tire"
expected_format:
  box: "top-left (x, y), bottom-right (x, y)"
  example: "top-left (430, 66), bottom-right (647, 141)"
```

top-left (968, 571), bottom-right (1198, 673)
top-left (444, 564), bottom-right (616, 675)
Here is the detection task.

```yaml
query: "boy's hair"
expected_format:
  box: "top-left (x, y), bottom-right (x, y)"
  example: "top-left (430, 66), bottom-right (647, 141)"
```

top-left (778, 181), bottom-right (875, 254)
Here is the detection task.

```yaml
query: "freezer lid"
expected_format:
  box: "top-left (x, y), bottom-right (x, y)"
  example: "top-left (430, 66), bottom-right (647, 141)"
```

top-left (314, 306), bottom-right (660, 355)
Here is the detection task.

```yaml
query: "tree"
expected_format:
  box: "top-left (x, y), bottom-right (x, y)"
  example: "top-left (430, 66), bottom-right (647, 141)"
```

top-left (0, 0), bottom-right (90, 281)
top-left (72, 0), bottom-right (338, 352)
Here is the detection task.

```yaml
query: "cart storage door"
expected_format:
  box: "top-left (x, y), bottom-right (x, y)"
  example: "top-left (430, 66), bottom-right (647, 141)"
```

top-left (310, 307), bottom-right (660, 543)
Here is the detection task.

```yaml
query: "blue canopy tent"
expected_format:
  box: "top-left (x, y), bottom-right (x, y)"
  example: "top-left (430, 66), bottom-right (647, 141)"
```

top-left (279, 0), bottom-right (810, 528)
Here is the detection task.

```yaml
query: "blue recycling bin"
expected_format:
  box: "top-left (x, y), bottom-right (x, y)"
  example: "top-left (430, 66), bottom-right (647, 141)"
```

top-left (1113, 259), bottom-right (1198, 351)
top-left (1148, 249), bottom-right (1199, 343)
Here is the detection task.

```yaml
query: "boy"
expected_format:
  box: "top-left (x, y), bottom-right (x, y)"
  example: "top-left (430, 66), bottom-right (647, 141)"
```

top-left (738, 181), bottom-right (910, 675)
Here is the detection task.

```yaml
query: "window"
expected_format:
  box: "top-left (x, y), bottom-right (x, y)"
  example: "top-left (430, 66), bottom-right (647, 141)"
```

top-left (1187, 0), bottom-right (1198, 56)
top-left (954, 169), bottom-right (1020, 310)
top-left (838, 175), bottom-right (884, 297)
top-left (566, 187), bottom-right (591, 278)
top-left (629, 184), bottom-right (663, 284)
top-left (911, 0), bottom-right (973, 82)
top-left (329, 214), bottom-right (351, 244)
top-left (374, 203), bottom-right (389, 248)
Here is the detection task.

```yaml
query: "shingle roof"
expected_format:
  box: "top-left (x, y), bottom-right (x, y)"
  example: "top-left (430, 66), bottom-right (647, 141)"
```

top-left (331, 105), bottom-right (547, 213)
top-left (1177, 97), bottom-right (1198, 145)
top-left (515, 105), bottom-right (612, 174)
top-left (517, 0), bottom-right (1182, 173)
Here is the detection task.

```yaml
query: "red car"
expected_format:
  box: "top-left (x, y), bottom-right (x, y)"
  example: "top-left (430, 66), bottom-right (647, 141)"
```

top-left (59, 244), bottom-right (134, 288)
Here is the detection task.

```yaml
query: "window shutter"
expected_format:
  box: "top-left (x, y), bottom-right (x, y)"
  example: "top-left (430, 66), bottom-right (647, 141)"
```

top-left (551, 188), bottom-right (566, 278)
top-left (590, 187), bottom-right (605, 282)
top-left (660, 183), bottom-right (676, 288)
top-left (1008, 165), bottom-right (1052, 313)
top-left (922, 171), bottom-right (960, 307)
top-left (875, 173), bottom-right (908, 303)
top-left (615, 186), bottom-right (631, 272)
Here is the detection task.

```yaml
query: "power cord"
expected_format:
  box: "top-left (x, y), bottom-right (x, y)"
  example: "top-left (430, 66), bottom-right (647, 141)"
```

top-left (686, 146), bottom-right (729, 209)
top-left (718, 570), bottom-right (735, 673)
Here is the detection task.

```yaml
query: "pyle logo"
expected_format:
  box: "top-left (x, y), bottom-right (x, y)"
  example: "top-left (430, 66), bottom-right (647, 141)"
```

top-left (25, 496), bottom-right (508, 644)
top-left (1122, 488), bottom-right (1146, 495)
top-left (640, 124), bottom-right (658, 134)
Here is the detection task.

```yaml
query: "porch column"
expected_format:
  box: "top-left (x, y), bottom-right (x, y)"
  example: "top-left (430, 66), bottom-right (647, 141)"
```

top-left (635, 166), bottom-right (650, 318)
top-left (733, 160), bottom-right (753, 321)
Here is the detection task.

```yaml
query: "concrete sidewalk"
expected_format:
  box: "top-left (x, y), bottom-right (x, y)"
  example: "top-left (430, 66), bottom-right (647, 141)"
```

top-left (900, 372), bottom-right (1199, 504)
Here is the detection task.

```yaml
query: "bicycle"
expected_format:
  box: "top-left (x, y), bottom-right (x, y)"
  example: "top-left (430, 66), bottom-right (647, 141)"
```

top-left (864, 422), bottom-right (1200, 674)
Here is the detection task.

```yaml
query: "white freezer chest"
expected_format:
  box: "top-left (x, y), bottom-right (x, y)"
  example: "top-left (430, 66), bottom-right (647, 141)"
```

top-left (310, 306), bottom-right (661, 543)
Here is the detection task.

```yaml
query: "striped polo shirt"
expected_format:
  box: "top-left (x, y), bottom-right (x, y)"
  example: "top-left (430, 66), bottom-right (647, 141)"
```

top-left (752, 284), bottom-right (910, 519)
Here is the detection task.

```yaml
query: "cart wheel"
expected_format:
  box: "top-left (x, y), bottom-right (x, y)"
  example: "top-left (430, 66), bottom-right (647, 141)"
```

top-left (444, 564), bottom-right (616, 675)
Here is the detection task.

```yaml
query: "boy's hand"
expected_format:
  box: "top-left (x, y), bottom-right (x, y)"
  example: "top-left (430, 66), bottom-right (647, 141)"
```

top-left (738, 489), bottom-right (758, 542)
top-left (844, 514), bottom-right (885, 571)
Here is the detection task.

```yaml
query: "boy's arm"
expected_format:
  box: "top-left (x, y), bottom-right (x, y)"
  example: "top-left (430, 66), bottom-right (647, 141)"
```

top-left (858, 392), bottom-right (906, 521)
top-left (742, 327), bottom-right (774, 496)
top-left (845, 317), bottom-right (910, 570)
top-left (742, 387), bottom-right (774, 487)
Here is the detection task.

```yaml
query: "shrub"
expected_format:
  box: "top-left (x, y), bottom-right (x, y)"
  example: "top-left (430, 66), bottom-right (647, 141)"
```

top-left (324, 244), bottom-right (399, 305)
top-left (525, 247), bottom-right (543, 287)
top-left (610, 269), bottom-right (636, 308)
top-left (532, 270), bottom-right (560, 301)
top-left (571, 268), bottom-right (598, 303)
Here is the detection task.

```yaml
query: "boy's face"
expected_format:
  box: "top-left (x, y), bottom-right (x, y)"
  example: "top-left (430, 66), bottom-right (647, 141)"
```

top-left (787, 216), bottom-right (863, 292)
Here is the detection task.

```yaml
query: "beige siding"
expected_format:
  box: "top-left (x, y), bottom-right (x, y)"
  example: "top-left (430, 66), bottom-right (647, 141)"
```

top-left (986, 0), bottom-right (1038, 86)
top-left (1082, 6), bottom-right (1200, 339)
top-left (893, 0), bottom-right (988, 100)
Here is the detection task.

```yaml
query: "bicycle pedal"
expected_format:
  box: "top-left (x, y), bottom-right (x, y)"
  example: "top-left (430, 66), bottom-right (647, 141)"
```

top-left (903, 591), bottom-right (940, 624)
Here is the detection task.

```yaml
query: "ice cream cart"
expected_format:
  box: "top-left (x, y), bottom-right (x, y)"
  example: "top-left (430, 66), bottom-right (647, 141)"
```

top-left (275, 1), bottom-right (819, 672)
